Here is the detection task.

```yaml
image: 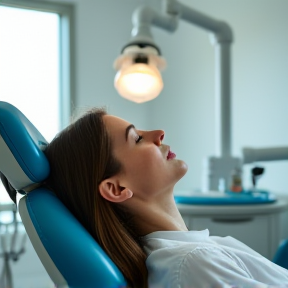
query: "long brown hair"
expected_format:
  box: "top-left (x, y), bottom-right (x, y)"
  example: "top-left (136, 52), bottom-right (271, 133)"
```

top-left (44, 108), bottom-right (148, 287)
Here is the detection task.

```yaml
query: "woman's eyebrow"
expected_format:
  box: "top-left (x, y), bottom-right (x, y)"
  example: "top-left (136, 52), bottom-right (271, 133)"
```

top-left (125, 124), bottom-right (135, 141)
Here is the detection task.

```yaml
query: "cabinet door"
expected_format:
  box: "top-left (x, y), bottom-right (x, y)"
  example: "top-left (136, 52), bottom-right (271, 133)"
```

top-left (188, 215), bottom-right (271, 259)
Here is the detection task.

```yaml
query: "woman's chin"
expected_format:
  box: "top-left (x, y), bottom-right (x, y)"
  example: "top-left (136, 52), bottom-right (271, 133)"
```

top-left (180, 160), bottom-right (188, 176)
top-left (175, 159), bottom-right (188, 180)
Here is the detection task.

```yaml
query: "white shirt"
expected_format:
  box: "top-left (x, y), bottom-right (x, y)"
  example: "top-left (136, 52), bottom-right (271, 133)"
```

top-left (142, 229), bottom-right (288, 288)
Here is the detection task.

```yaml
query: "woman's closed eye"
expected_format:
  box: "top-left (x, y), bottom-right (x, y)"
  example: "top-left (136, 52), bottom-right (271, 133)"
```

top-left (135, 135), bottom-right (143, 143)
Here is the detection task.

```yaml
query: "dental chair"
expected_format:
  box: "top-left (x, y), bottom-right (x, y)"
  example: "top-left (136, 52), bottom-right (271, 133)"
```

top-left (0, 101), bottom-right (127, 288)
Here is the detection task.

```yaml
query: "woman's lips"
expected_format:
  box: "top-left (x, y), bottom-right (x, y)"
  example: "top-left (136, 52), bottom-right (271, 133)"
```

top-left (167, 150), bottom-right (176, 160)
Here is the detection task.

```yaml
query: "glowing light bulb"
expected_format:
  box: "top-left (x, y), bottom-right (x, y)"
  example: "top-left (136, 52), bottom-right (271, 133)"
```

top-left (114, 63), bottom-right (163, 103)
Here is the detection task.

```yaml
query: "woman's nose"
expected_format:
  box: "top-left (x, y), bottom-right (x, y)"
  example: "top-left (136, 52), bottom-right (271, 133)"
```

top-left (153, 130), bottom-right (165, 146)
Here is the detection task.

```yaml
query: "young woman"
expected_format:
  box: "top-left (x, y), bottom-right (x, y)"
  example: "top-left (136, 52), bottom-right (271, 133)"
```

top-left (33, 108), bottom-right (288, 287)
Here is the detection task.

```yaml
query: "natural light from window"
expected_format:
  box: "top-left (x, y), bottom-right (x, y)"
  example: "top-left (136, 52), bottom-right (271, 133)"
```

top-left (0, 6), bottom-right (60, 203)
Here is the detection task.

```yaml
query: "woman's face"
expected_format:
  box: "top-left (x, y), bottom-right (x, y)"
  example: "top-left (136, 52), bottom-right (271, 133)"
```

top-left (103, 115), bottom-right (188, 200)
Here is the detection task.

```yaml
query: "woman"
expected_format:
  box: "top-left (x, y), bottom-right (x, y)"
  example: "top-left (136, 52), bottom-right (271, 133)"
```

top-left (43, 108), bottom-right (288, 288)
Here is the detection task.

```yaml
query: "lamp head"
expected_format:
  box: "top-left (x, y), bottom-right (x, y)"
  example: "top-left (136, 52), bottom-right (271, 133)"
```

top-left (114, 44), bottom-right (166, 103)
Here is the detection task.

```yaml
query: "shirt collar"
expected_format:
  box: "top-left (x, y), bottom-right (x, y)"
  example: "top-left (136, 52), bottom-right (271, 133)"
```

top-left (142, 229), bottom-right (210, 243)
top-left (141, 229), bottom-right (211, 256)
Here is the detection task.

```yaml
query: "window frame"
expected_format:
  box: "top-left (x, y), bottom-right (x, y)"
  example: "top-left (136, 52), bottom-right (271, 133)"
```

top-left (0, 0), bottom-right (76, 129)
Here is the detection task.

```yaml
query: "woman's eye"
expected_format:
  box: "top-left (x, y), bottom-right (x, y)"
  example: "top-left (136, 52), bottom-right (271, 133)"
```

top-left (135, 135), bottom-right (143, 143)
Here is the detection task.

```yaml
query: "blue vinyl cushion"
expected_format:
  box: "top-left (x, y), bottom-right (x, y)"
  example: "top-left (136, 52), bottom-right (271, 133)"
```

top-left (273, 239), bottom-right (288, 269)
top-left (24, 188), bottom-right (127, 288)
top-left (0, 101), bottom-right (49, 183)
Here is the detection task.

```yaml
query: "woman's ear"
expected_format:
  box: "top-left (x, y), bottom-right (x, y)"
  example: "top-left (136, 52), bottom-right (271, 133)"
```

top-left (99, 178), bottom-right (133, 203)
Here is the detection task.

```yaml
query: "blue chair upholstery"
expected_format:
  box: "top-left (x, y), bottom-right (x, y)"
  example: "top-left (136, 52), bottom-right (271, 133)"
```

top-left (0, 101), bottom-right (127, 288)
top-left (273, 239), bottom-right (288, 269)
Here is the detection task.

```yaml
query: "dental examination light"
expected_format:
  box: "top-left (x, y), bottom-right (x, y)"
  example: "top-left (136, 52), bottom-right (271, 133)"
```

top-left (114, 0), bottom-right (241, 191)
top-left (114, 45), bottom-right (166, 103)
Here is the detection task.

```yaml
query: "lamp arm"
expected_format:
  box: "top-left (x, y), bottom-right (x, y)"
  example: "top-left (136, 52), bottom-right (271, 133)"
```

top-left (243, 146), bottom-right (288, 164)
top-left (164, 0), bottom-right (233, 43)
top-left (130, 5), bottom-right (178, 47)
top-left (131, 1), bottom-right (233, 44)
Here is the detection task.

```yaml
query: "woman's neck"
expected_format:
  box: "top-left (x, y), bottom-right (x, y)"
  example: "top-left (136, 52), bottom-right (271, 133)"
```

top-left (128, 193), bottom-right (188, 236)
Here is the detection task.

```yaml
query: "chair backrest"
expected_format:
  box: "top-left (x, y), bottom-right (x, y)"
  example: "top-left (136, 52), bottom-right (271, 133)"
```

top-left (0, 101), bottom-right (127, 288)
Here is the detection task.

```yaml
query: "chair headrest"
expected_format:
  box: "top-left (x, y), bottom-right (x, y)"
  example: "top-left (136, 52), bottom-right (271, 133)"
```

top-left (0, 101), bottom-right (50, 191)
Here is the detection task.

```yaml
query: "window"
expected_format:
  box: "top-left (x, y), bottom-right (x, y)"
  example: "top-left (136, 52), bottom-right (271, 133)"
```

top-left (0, 0), bottom-right (74, 204)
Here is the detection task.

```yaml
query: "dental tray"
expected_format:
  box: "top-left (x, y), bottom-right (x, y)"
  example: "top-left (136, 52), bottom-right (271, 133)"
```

top-left (174, 190), bottom-right (276, 205)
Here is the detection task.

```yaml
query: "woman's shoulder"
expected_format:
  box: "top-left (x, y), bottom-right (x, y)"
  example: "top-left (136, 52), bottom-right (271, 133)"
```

top-left (147, 241), bottom-right (242, 269)
top-left (146, 243), bottom-right (251, 287)
top-left (145, 242), bottom-right (204, 286)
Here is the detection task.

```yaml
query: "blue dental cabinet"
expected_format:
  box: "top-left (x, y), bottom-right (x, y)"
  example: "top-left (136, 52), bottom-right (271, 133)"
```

top-left (175, 192), bottom-right (288, 260)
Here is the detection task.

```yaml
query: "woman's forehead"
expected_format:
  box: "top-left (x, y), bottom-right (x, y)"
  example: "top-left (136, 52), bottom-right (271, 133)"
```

top-left (103, 115), bottom-right (129, 127)
top-left (103, 115), bottom-right (131, 140)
